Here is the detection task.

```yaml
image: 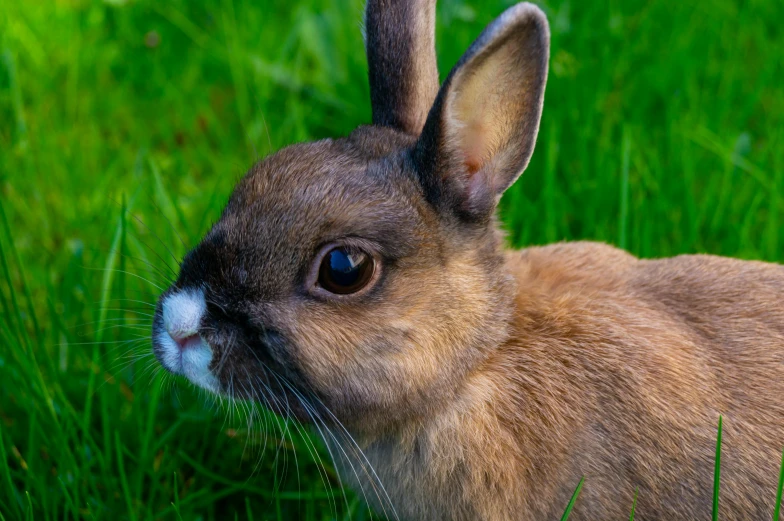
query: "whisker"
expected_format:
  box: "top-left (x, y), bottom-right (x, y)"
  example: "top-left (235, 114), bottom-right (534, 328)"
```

top-left (100, 307), bottom-right (155, 315)
top-left (234, 338), bottom-right (353, 518)
top-left (81, 267), bottom-right (166, 291)
top-left (51, 336), bottom-right (148, 348)
top-left (274, 375), bottom-right (390, 520)
top-left (144, 193), bottom-right (189, 251)
top-left (265, 373), bottom-right (342, 519)
top-left (106, 350), bottom-right (156, 378)
top-left (118, 251), bottom-right (177, 281)
top-left (122, 204), bottom-right (182, 269)
top-left (90, 324), bottom-right (151, 335)
top-left (105, 298), bottom-right (157, 308)
top-left (70, 317), bottom-right (153, 331)
top-left (241, 367), bottom-right (275, 461)
top-left (79, 246), bottom-right (175, 282)
top-left (269, 374), bottom-right (302, 499)
top-left (298, 384), bottom-right (399, 520)
top-left (296, 394), bottom-right (353, 518)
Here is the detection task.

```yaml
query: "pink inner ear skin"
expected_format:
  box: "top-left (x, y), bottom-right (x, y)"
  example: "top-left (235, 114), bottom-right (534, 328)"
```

top-left (462, 121), bottom-right (487, 175)
top-left (465, 156), bottom-right (482, 175)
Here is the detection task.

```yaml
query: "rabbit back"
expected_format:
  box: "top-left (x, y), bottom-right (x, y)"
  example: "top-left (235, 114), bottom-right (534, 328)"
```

top-left (497, 241), bottom-right (784, 519)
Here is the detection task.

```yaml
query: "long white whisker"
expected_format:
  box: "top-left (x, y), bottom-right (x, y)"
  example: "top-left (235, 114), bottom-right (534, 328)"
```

top-left (123, 204), bottom-right (182, 269)
top-left (255, 371), bottom-right (339, 518)
top-left (81, 267), bottom-right (166, 291)
top-left (267, 374), bottom-right (345, 520)
top-left (105, 298), bottom-right (157, 308)
top-left (144, 194), bottom-right (189, 252)
top-left (274, 376), bottom-right (392, 520)
top-left (299, 385), bottom-right (399, 520)
top-left (51, 335), bottom-right (148, 348)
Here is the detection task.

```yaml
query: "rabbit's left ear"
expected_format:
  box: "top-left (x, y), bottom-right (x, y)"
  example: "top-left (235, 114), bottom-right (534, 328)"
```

top-left (413, 3), bottom-right (550, 221)
top-left (366, 0), bottom-right (439, 136)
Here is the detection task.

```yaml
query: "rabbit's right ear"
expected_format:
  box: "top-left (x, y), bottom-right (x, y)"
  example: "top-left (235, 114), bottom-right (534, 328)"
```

top-left (366, 0), bottom-right (439, 135)
top-left (412, 3), bottom-right (550, 222)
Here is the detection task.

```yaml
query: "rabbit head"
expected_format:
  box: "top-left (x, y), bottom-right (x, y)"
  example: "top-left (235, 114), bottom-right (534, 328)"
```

top-left (152, 1), bottom-right (550, 434)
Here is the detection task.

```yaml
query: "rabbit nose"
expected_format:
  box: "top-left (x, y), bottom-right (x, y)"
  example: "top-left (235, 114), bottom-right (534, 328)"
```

top-left (161, 288), bottom-right (206, 350)
top-left (170, 332), bottom-right (201, 351)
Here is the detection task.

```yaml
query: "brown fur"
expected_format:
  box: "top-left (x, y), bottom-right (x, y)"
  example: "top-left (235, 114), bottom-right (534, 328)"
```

top-left (335, 241), bottom-right (784, 519)
top-left (151, 2), bottom-right (784, 519)
top-left (366, 0), bottom-right (439, 134)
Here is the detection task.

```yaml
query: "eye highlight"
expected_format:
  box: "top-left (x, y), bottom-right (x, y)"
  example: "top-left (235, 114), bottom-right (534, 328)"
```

top-left (317, 246), bottom-right (376, 295)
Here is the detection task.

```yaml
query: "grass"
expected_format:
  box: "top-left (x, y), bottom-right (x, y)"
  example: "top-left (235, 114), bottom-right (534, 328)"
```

top-left (714, 415), bottom-right (723, 521)
top-left (0, 0), bottom-right (782, 519)
top-left (559, 476), bottom-right (584, 520)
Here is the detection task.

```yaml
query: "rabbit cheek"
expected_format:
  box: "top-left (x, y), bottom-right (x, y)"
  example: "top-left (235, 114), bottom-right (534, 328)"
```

top-left (282, 251), bottom-right (511, 431)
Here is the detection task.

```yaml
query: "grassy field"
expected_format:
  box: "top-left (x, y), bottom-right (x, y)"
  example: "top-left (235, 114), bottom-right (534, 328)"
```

top-left (0, 0), bottom-right (782, 519)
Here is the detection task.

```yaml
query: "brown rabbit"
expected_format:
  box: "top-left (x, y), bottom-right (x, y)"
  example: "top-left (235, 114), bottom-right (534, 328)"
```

top-left (151, 1), bottom-right (784, 519)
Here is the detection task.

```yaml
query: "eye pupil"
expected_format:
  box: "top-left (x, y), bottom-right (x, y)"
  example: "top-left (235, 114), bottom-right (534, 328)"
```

top-left (318, 247), bottom-right (375, 295)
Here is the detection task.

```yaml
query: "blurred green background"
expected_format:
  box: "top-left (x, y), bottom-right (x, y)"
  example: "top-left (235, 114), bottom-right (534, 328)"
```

top-left (0, 0), bottom-right (782, 519)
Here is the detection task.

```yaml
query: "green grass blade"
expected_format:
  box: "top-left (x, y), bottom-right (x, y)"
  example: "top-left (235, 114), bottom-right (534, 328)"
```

top-left (0, 204), bottom-right (29, 349)
top-left (619, 127), bottom-right (631, 250)
top-left (544, 123), bottom-right (559, 243)
top-left (2, 48), bottom-right (28, 146)
top-left (115, 431), bottom-right (136, 521)
top-left (0, 243), bottom-right (17, 344)
top-left (768, 137), bottom-right (783, 262)
top-left (24, 491), bottom-right (32, 521)
top-left (0, 198), bottom-right (40, 341)
top-left (172, 471), bottom-right (183, 521)
top-left (713, 415), bottom-right (723, 521)
top-left (56, 477), bottom-right (78, 520)
top-left (629, 487), bottom-right (638, 521)
top-left (148, 156), bottom-right (189, 250)
top-left (0, 427), bottom-right (21, 517)
top-left (773, 446), bottom-right (784, 521)
top-left (95, 204), bottom-right (128, 345)
top-left (82, 202), bottom-right (126, 436)
top-left (560, 476), bottom-right (585, 521)
top-left (246, 496), bottom-right (255, 521)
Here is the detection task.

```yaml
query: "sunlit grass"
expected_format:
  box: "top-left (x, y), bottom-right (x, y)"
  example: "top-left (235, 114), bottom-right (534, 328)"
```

top-left (0, 0), bottom-right (783, 519)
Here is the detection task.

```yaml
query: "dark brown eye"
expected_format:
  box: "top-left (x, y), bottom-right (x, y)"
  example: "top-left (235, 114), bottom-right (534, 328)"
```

top-left (317, 247), bottom-right (375, 295)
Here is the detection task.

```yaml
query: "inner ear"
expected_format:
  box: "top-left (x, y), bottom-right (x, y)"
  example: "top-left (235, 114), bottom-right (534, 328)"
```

top-left (413, 3), bottom-right (550, 220)
top-left (448, 42), bottom-right (524, 179)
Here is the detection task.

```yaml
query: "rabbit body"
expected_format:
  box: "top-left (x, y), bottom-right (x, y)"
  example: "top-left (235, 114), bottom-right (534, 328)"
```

top-left (151, 1), bottom-right (784, 519)
top-left (337, 241), bottom-right (784, 520)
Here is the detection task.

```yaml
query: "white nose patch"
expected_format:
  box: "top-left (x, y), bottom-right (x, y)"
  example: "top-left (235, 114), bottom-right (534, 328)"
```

top-left (157, 289), bottom-right (219, 392)
top-left (162, 289), bottom-right (206, 340)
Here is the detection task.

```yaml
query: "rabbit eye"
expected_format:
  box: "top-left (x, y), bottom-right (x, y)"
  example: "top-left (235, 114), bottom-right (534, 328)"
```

top-left (317, 247), bottom-right (375, 295)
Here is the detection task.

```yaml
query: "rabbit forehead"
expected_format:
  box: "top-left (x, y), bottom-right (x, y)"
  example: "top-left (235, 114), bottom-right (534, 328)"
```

top-left (229, 139), bottom-right (424, 247)
top-left (188, 136), bottom-right (432, 299)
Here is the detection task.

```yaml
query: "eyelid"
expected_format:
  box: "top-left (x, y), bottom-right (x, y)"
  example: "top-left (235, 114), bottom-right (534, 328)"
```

top-left (324, 236), bottom-right (383, 258)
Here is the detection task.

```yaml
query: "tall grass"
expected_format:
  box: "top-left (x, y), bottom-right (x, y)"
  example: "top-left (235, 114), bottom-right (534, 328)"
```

top-left (0, 0), bottom-right (782, 519)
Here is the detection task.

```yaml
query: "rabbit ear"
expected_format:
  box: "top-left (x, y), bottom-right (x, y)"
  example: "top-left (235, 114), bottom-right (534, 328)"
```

top-left (412, 3), bottom-right (549, 220)
top-left (366, 0), bottom-right (439, 135)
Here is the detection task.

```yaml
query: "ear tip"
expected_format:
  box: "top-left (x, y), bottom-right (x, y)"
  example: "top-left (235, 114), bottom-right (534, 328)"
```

top-left (507, 2), bottom-right (547, 19)
top-left (500, 2), bottom-right (551, 39)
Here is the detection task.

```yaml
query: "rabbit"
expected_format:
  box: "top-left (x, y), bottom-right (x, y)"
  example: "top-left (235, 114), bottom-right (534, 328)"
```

top-left (151, 0), bottom-right (784, 519)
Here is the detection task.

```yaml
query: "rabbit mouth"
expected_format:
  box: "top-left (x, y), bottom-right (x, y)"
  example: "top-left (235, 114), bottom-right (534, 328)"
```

top-left (153, 327), bottom-right (220, 393)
